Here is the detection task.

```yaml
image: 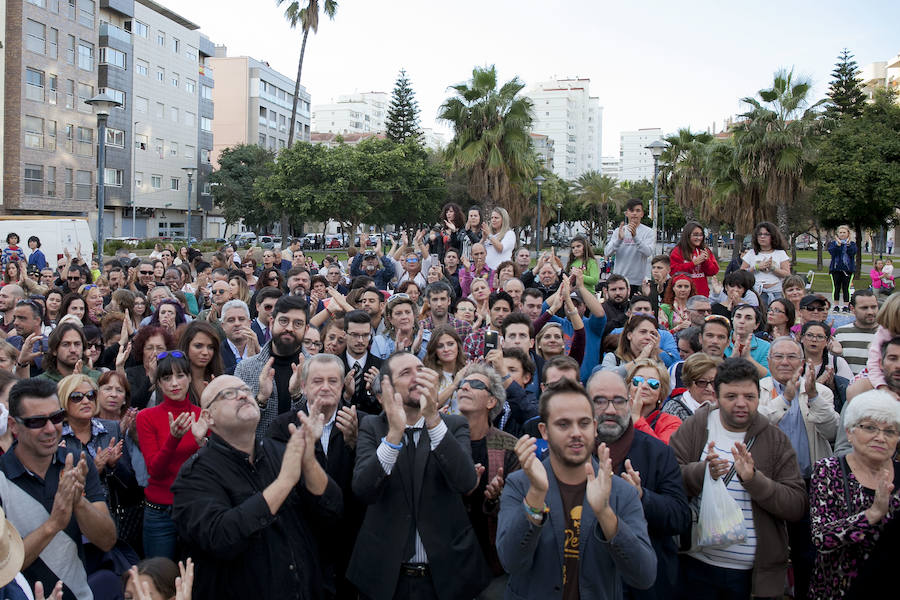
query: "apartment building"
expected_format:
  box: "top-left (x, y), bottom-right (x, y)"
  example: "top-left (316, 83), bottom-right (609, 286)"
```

top-left (208, 45), bottom-right (311, 168)
top-left (619, 128), bottom-right (664, 183)
top-left (312, 91), bottom-right (388, 135)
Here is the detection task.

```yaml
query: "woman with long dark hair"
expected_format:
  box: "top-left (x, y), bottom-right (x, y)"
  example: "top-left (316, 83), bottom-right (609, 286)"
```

top-left (669, 221), bottom-right (719, 297)
top-left (147, 299), bottom-right (187, 337)
top-left (60, 292), bottom-right (87, 323)
top-left (119, 326), bottom-right (175, 409)
top-left (800, 320), bottom-right (854, 404)
top-left (741, 221), bottom-right (792, 304)
top-left (761, 298), bottom-right (796, 342)
top-left (423, 325), bottom-right (467, 414)
top-left (177, 321), bottom-right (223, 405)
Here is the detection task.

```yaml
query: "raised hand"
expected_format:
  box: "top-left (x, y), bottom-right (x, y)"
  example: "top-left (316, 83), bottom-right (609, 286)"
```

top-left (484, 466), bottom-right (505, 501)
top-left (621, 458), bottom-right (643, 499)
top-left (120, 407), bottom-right (138, 435)
top-left (618, 222), bottom-right (626, 240)
top-left (515, 434), bottom-right (548, 494)
top-left (105, 438), bottom-right (124, 468)
top-left (175, 558), bottom-right (194, 600)
top-left (73, 358), bottom-right (83, 375)
top-left (586, 443), bottom-right (613, 515)
top-left (336, 405), bottom-right (358, 449)
top-left (48, 454), bottom-right (77, 531)
top-left (17, 332), bottom-right (44, 367)
top-left (168, 412), bottom-right (192, 439)
top-left (116, 340), bottom-right (132, 372)
top-left (363, 365), bottom-right (379, 392)
top-left (805, 361), bottom-right (821, 395)
top-left (469, 463), bottom-right (486, 496)
top-left (867, 468), bottom-right (895, 523)
top-left (732, 441), bottom-right (755, 482)
top-left (342, 370), bottom-right (356, 401)
top-left (297, 410), bottom-right (325, 465)
top-left (279, 422), bottom-right (307, 487)
top-left (257, 358), bottom-right (275, 406)
top-left (705, 441), bottom-right (730, 480)
top-left (34, 581), bottom-right (64, 600)
top-left (380, 375), bottom-right (407, 444)
top-left (415, 367), bottom-right (441, 427)
top-left (191, 413), bottom-right (208, 447)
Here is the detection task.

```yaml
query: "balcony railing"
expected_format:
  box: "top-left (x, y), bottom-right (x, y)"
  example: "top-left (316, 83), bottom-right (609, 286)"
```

top-left (100, 22), bottom-right (132, 44)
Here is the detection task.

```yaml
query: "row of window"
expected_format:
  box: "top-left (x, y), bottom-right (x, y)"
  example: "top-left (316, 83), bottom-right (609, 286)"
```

top-left (26, 20), bottom-right (95, 72)
top-left (258, 134), bottom-right (287, 151)
top-left (123, 19), bottom-right (198, 63)
top-left (133, 172), bottom-right (182, 192)
top-left (27, 0), bottom-right (94, 29)
top-left (259, 80), bottom-right (309, 111)
top-left (24, 164), bottom-right (91, 201)
top-left (132, 97), bottom-right (210, 131)
top-left (133, 133), bottom-right (210, 163)
top-left (24, 115), bottom-right (94, 157)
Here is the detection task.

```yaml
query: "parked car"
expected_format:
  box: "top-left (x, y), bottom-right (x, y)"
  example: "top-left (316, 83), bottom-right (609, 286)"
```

top-left (353, 236), bottom-right (377, 247)
top-left (259, 235), bottom-right (275, 249)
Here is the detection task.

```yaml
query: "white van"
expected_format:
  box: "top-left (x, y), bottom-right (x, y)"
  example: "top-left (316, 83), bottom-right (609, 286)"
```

top-left (0, 216), bottom-right (94, 266)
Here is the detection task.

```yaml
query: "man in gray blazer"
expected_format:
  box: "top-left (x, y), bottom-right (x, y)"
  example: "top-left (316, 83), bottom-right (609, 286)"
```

top-left (347, 351), bottom-right (491, 600)
top-left (497, 378), bottom-right (657, 599)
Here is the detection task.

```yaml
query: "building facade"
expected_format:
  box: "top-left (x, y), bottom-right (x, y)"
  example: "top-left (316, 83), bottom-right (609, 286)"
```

top-left (619, 128), bottom-right (664, 183)
top-left (525, 78), bottom-right (602, 180)
top-left (208, 45), bottom-right (310, 168)
top-left (600, 156), bottom-right (620, 181)
top-left (311, 91), bottom-right (388, 135)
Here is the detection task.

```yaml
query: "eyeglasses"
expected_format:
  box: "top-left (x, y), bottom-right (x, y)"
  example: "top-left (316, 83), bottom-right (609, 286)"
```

top-left (855, 424), bottom-right (900, 439)
top-left (275, 315), bottom-right (307, 330)
top-left (211, 289), bottom-right (229, 295)
top-left (405, 258), bottom-right (419, 264)
top-left (139, 270), bottom-right (154, 275)
top-left (804, 333), bottom-right (827, 341)
top-left (67, 276), bottom-right (82, 281)
top-left (206, 385), bottom-right (253, 409)
top-left (156, 350), bottom-right (185, 360)
top-left (14, 409), bottom-right (66, 429)
top-left (303, 339), bottom-right (323, 348)
top-left (69, 390), bottom-right (98, 403)
top-left (767, 307), bottom-right (785, 314)
top-left (87, 340), bottom-right (103, 350)
top-left (631, 376), bottom-right (661, 390)
top-left (692, 379), bottom-right (716, 389)
top-left (771, 353), bottom-right (803, 361)
top-left (347, 331), bottom-right (371, 339)
top-left (459, 379), bottom-right (490, 391)
top-left (593, 396), bottom-right (628, 409)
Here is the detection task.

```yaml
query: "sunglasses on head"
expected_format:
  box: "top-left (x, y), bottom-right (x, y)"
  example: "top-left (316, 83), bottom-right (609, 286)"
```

top-left (459, 379), bottom-right (489, 391)
top-left (631, 376), bottom-right (660, 390)
top-left (69, 390), bottom-right (98, 403)
top-left (14, 409), bottom-right (66, 429)
top-left (157, 350), bottom-right (185, 360)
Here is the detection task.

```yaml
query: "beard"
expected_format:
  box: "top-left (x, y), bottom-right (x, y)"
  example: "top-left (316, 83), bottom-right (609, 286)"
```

top-left (272, 331), bottom-right (302, 356)
top-left (596, 414), bottom-right (629, 444)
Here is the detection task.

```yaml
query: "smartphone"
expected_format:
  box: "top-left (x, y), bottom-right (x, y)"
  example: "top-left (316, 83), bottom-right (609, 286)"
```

top-left (484, 330), bottom-right (499, 352)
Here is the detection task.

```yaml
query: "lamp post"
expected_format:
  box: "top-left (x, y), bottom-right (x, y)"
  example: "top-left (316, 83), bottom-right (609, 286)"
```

top-left (556, 202), bottom-right (562, 246)
top-left (182, 167), bottom-right (196, 246)
top-left (85, 93), bottom-right (123, 262)
top-left (645, 139), bottom-right (668, 253)
top-left (534, 175), bottom-right (546, 252)
top-left (659, 194), bottom-right (669, 246)
top-left (131, 121), bottom-right (140, 237)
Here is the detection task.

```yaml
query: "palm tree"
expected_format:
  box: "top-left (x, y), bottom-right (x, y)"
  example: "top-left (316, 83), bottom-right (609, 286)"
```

top-left (439, 65), bottom-right (537, 215)
top-left (733, 69), bottom-right (824, 236)
top-left (660, 128), bottom-right (714, 222)
top-left (573, 172), bottom-right (626, 246)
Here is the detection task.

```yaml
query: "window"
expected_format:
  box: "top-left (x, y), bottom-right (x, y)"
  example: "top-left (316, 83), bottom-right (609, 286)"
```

top-left (200, 117), bottom-right (212, 132)
top-left (66, 35), bottom-right (75, 64)
top-left (268, 111), bottom-right (277, 129)
top-left (99, 47), bottom-right (126, 69)
top-left (103, 168), bottom-right (123, 187)
top-left (25, 116), bottom-right (44, 149)
top-left (279, 114), bottom-right (287, 133)
top-left (155, 138), bottom-right (164, 158)
top-left (258, 106), bottom-right (267, 125)
top-left (77, 0), bottom-right (94, 27)
top-left (185, 79), bottom-right (196, 94)
top-left (173, 38), bottom-right (180, 53)
top-left (279, 139), bottom-right (285, 150)
top-left (48, 75), bottom-right (57, 105)
top-left (258, 133), bottom-right (266, 147)
top-left (155, 102), bottom-right (164, 118)
top-left (48, 28), bottom-right (58, 59)
top-left (151, 174), bottom-right (162, 189)
top-left (185, 145), bottom-right (195, 160)
top-left (132, 20), bottom-right (148, 37)
top-left (65, 79), bottom-right (75, 109)
top-left (77, 82), bottom-right (92, 113)
top-left (47, 121), bottom-right (57, 151)
top-left (26, 20), bottom-right (46, 54)
top-left (135, 96), bottom-right (148, 113)
top-left (169, 141), bottom-right (178, 157)
top-left (135, 59), bottom-right (149, 76)
top-left (76, 170), bottom-right (91, 200)
top-left (135, 172), bottom-right (143, 189)
top-left (67, 0), bottom-right (75, 20)
top-left (65, 168), bottom-right (73, 199)
top-left (170, 107), bottom-right (179, 123)
top-left (170, 73), bottom-right (179, 88)
top-left (156, 67), bottom-right (166, 83)
top-left (134, 133), bottom-right (148, 150)
top-left (27, 0), bottom-right (47, 6)
top-left (25, 165), bottom-right (44, 196)
top-left (77, 40), bottom-right (93, 71)
top-left (268, 137), bottom-right (276, 151)
top-left (98, 87), bottom-right (125, 108)
top-left (202, 182), bottom-right (211, 195)
top-left (106, 128), bottom-right (125, 147)
top-left (170, 178), bottom-right (180, 191)
top-left (201, 85), bottom-right (212, 100)
top-left (47, 166), bottom-right (56, 197)
top-left (64, 124), bottom-right (74, 152)
top-left (76, 126), bottom-right (93, 156)
top-left (200, 149), bottom-right (210, 164)
top-left (184, 112), bottom-right (196, 127)
top-left (25, 68), bottom-right (44, 102)
top-left (156, 31), bottom-right (165, 46)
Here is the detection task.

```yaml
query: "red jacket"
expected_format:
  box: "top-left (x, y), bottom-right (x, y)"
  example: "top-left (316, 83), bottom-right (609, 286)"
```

top-left (669, 246), bottom-right (719, 297)
top-left (136, 396), bottom-right (201, 505)
top-left (634, 409), bottom-right (682, 445)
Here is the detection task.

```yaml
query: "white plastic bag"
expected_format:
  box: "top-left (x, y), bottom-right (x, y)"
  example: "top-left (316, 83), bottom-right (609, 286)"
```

top-left (694, 463), bottom-right (747, 549)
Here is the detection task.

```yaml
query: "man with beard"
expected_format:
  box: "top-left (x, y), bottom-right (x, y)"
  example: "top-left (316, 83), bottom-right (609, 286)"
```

top-left (348, 352), bottom-right (491, 600)
top-left (602, 274), bottom-right (633, 337)
top-left (350, 249), bottom-right (395, 291)
top-left (36, 322), bottom-right (101, 383)
top-left (419, 282), bottom-right (472, 340)
top-left (833, 290), bottom-right (879, 375)
top-left (171, 375), bottom-right (342, 599)
top-left (588, 371), bottom-right (690, 599)
top-left (670, 315), bottom-right (732, 389)
top-left (286, 267), bottom-right (311, 300)
top-left (355, 286), bottom-right (387, 335)
top-left (496, 378), bottom-right (656, 598)
top-left (234, 295), bottom-right (310, 437)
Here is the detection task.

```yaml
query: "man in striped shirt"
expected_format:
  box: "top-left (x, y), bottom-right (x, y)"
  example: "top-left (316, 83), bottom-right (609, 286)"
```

top-left (833, 290), bottom-right (879, 375)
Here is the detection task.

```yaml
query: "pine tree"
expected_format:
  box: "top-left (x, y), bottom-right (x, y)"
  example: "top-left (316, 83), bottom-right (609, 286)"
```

top-left (825, 48), bottom-right (866, 121)
top-left (386, 69), bottom-right (422, 144)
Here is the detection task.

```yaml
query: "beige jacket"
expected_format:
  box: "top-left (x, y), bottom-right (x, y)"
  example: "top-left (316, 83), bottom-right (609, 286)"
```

top-left (758, 377), bottom-right (840, 465)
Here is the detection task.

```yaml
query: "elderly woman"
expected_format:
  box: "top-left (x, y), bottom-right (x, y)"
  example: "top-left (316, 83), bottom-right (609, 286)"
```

top-left (625, 358), bottom-right (682, 444)
top-left (371, 295), bottom-right (431, 360)
top-left (809, 390), bottom-right (900, 599)
top-left (663, 352), bottom-right (721, 420)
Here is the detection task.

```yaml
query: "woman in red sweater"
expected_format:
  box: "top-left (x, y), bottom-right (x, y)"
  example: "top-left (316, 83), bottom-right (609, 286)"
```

top-left (669, 221), bottom-right (719, 297)
top-left (625, 358), bottom-right (682, 444)
top-left (135, 351), bottom-right (206, 559)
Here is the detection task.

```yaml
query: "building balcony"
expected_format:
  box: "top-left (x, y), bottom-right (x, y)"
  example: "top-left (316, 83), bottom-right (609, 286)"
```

top-left (199, 64), bottom-right (214, 80)
top-left (100, 22), bottom-right (132, 45)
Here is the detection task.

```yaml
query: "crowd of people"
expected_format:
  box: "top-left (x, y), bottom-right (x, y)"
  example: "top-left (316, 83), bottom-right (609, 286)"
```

top-left (0, 201), bottom-right (897, 600)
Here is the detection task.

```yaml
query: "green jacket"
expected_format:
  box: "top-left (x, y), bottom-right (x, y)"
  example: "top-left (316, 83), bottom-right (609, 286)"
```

top-left (36, 366), bottom-right (102, 384)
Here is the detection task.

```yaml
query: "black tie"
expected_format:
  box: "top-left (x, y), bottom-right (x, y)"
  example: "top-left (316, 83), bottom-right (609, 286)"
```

top-left (403, 427), bottom-right (422, 560)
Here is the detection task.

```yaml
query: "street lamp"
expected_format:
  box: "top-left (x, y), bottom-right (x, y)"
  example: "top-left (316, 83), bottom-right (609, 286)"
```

top-left (659, 195), bottom-right (669, 246)
top-left (182, 167), bottom-right (196, 246)
top-left (534, 175), bottom-right (546, 252)
top-left (85, 92), bottom-right (122, 262)
top-left (556, 202), bottom-right (562, 246)
top-left (645, 139), bottom-right (668, 253)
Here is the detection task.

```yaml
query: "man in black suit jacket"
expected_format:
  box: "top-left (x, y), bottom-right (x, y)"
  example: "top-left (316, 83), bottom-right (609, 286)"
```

top-left (220, 300), bottom-right (260, 375)
top-left (347, 352), bottom-right (491, 600)
top-left (341, 309), bottom-right (383, 415)
top-left (268, 354), bottom-right (362, 600)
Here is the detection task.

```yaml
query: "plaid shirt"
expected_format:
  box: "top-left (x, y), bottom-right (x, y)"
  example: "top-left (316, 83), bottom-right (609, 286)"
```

top-left (419, 315), bottom-right (473, 341)
top-left (463, 327), bottom-right (489, 362)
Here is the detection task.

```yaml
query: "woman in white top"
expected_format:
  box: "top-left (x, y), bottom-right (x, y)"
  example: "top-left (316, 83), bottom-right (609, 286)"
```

top-left (741, 221), bottom-right (792, 304)
top-left (483, 207), bottom-right (516, 270)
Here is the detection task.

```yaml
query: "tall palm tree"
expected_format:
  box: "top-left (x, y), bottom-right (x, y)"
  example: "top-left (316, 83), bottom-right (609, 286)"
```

top-left (439, 65), bottom-right (537, 214)
top-left (573, 171), bottom-right (626, 245)
top-left (733, 69), bottom-right (824, 236)
top-left (660, 128), bottom-right (714, 222)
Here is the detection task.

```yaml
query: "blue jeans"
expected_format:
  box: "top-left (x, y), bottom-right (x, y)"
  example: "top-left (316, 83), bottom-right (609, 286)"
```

top-left (142, 504), bottom-right (176, 559)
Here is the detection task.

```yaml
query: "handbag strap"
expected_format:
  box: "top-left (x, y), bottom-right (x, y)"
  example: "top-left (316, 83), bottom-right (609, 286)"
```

top-left (722, 435), bottom-right (756, 486)
top-left (838, 455), bottom-right (854, 510)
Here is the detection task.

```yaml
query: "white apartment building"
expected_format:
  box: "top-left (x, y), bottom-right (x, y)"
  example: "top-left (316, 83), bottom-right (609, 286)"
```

top-left (311, 91), bottom-right (388, 134)
top-left (600, 156), bottom-right (621, 181)
top-left (525, 78), bottom-right (602, 180)
top-left (619, 128), bottom-right (664, 183)
top-left (209, 45), bottom-right (310, 167)
top-left (860, 51), bottom-right (900, 103)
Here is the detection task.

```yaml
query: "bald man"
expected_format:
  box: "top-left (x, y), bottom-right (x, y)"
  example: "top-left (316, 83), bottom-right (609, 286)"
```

top-left (171, 375), bottom-right (342, 599)
top-left (0, 283), bottom-right (25, 337)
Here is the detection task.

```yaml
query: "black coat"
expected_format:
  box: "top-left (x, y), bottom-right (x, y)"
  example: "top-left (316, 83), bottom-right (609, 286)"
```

top-left (340, 353), bottom-right (383, 415)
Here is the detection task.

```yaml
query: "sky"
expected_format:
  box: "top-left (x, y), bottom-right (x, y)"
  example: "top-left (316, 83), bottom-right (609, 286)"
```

top-left (164, 0), bottom-right (897, 157)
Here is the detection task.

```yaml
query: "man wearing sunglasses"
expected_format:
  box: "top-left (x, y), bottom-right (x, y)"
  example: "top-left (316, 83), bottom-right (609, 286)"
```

top-left (1, 379), bottom-right (117, 598)
top-left (587, 370), bottom-right (690, 599)
top-left (132, 259), bottom-right (156, 295)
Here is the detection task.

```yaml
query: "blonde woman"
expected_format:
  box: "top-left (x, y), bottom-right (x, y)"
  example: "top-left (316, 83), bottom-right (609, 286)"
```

top-left (827, 225), bottom-right (857, 312)
top-left (483, 207), bottom-right (516, 270)
top-left (228, 276), bottom-right (252, 304)
top-left (625, 358), bottom-right (682, 444)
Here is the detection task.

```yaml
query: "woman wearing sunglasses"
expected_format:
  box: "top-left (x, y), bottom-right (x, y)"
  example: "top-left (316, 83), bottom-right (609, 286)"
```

top-left (625, 358), bottom-right (682, 444)
top-left (135, 351), bottom-right (206, 560)
top-left (663, 352), bottom-right (722, 421)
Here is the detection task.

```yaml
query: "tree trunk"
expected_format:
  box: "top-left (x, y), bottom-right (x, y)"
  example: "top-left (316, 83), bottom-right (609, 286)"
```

top-left (281, 28), bottom-right (310, 241)
top-left (815, 225), bottom-right (824, 270)
top-left (731, 224), bottom-right (745, 264)
top-left (777, 201), bottom-right (789, 239)
top-left (854, 224), bottom-right (864, 279)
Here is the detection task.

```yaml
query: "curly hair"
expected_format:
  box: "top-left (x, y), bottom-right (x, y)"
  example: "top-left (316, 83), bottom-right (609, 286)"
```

top-left (131, 326), bottom-right (175, 365)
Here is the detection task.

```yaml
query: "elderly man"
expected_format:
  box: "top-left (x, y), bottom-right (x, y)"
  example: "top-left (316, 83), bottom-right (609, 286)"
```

top-left (7, 299), bottom-right (49, 376)
top-left (458, 243), bottom-right (494, 298)
top-left (171, 375), bottom-right (342, 599)
top-left (670, 358), bottom-right (807, 600)
top-left (757, 336), bottom-right (840, 600)
top-left (0, 284), bottom-right (25, 337)
top-left (685, 295), bottom-right (712, 327)
top-left (503, 278), bottom-right (525, 310)
top-left (588, 370), bottom-right (691, 600)
top-left (197, 279), bottom-right (232, 326)
top-left (350, 250), bottom-right (395, 291)
top-left (220, 300), bottom-right (261, 375)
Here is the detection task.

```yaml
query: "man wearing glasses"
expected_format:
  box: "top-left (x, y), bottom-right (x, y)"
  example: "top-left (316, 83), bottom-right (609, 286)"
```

top-left (0, 378), bottom-right (116, 599)
top-left (171, 374), bottom-right (341, 599)
top-left (132, 260), bottom-right (156, 295)
top-left (795, 294), bottom-right (831, 332)
top-left (340, 310), bottom-right (382, 415)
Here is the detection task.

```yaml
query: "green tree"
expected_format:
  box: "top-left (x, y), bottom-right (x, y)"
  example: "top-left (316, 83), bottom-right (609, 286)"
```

top-left (824, 49), bottom-right (866, 123)
top-left (573, 172), bottom-right (626, 246)
top-left (275, 0), bottom-right (338, 236)
top-left (812, 89), bottom-right (900, 276)
top-left (253, 142), bottom-right (327, 234)
top-left (439, 65), bottom-right (538, 218)
top-left (734, 68), bottom-right (825, 235)
top-left (660, 128), bottom-right (714, 222)
top-left (210, 144), bottom-right (278, 233)
top-left (386, 69), bottom-right (422, 145)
